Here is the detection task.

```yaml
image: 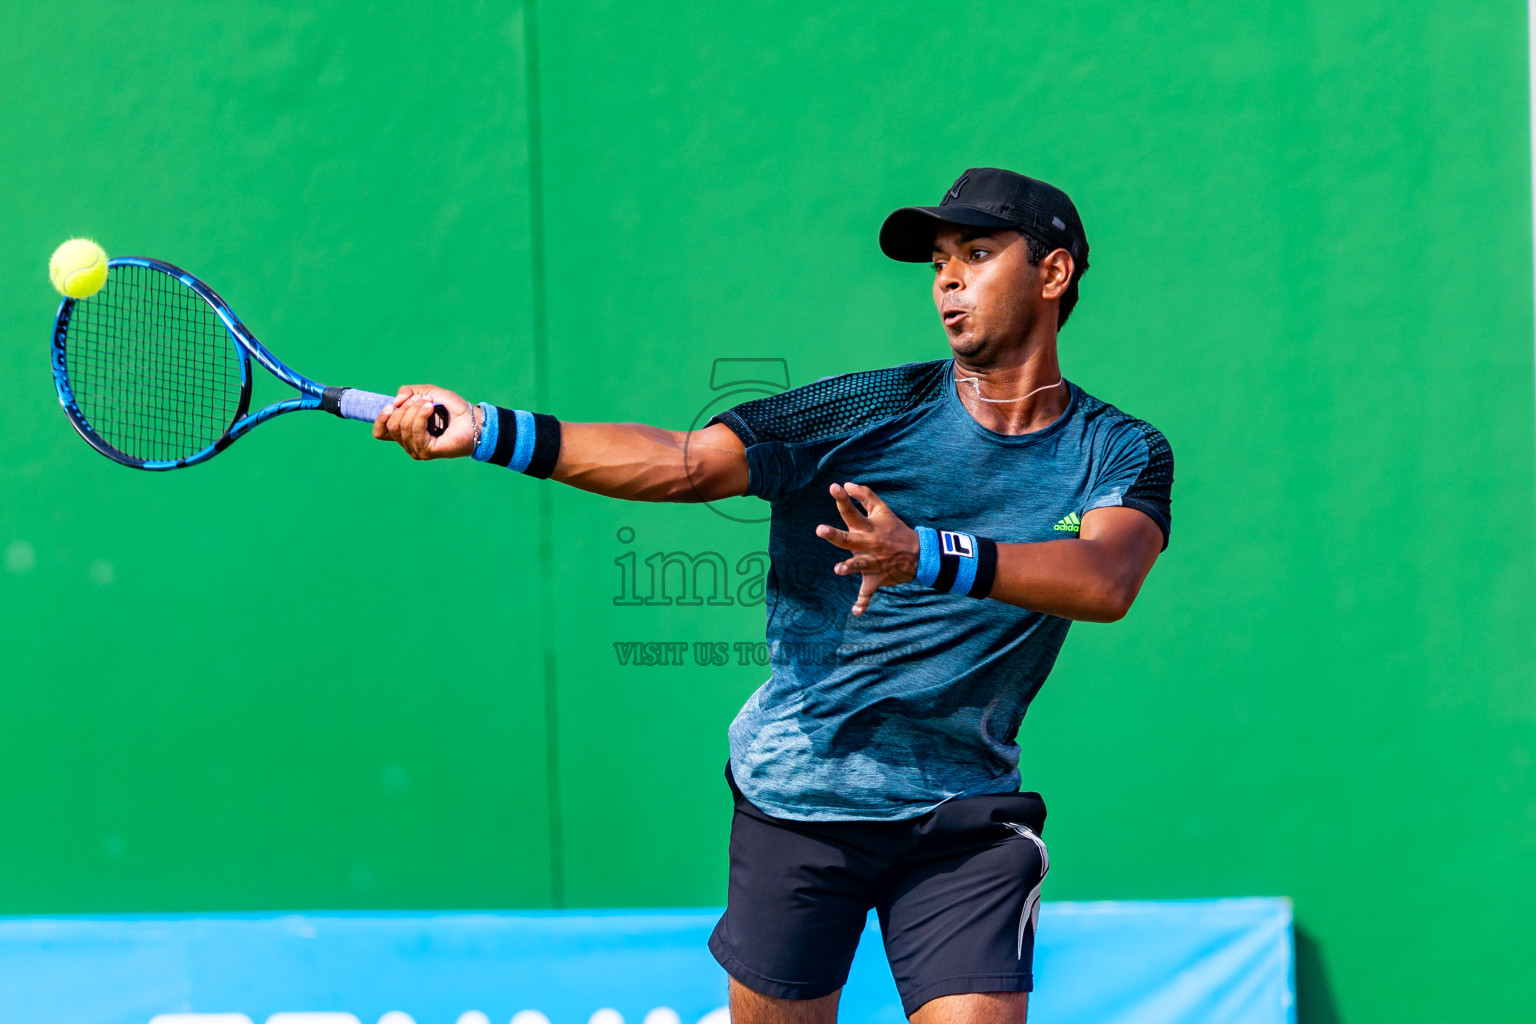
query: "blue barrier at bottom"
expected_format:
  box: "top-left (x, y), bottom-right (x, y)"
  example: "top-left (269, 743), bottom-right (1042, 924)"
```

top-left (0, 899), bottom-right (1293, 1024)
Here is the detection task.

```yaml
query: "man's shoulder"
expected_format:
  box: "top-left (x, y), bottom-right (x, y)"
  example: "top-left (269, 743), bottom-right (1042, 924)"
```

top-left (1072, 383), bottom-right (1172, 456)
top-left (710, 358), bottom-right (950, 446)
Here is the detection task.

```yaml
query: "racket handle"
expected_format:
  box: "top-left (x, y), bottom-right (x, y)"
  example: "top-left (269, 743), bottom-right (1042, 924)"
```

top-left (323, 387), bottom-right (448, 437)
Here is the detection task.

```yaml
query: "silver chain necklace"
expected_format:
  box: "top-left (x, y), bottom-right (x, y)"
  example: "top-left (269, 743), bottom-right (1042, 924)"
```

top-left (954, 371), bottom-right (1065, 404)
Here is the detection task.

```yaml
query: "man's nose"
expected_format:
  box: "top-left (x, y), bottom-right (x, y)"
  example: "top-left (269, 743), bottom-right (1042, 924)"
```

top-left (936, 262), bottom-right (964, 290)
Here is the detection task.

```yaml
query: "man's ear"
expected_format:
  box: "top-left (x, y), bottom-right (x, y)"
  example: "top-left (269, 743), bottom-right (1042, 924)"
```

top-left (1039, 249), bottom-right (1075, 300)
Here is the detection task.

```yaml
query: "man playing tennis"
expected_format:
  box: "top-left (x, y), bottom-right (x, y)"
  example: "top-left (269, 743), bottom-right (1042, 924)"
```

top-left (376, 168), bottom-right (1172, 1024)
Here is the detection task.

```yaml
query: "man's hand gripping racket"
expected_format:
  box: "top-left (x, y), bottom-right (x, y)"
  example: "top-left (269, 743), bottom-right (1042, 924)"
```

top-left (374, 385), bottom-right (477, 459)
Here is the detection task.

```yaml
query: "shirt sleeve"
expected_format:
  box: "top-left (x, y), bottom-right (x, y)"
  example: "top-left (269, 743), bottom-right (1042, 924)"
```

top-left (1084, 418), bottom-right (1174, 549)
top-left (707, 361), bottom-right (948, 503)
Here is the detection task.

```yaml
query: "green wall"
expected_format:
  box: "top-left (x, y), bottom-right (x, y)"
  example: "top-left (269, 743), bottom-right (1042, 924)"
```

top-left (3, 3), bottom-right (1533, 1022)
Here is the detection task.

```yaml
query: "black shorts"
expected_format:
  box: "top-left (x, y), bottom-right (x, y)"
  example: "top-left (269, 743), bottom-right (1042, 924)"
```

top-left (708, 763), bottom-right (1049, 1016)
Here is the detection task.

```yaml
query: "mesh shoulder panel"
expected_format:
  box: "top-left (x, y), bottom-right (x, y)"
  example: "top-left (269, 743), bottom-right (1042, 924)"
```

top-left (709, 359), bottom-right (950, 446)
top-left (1123, 420), bottom-right (1174, 512)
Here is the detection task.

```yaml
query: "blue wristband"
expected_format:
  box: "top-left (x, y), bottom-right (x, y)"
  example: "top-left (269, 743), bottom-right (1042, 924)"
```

top-left (915, 526), bottom-right (998, 599)
top-left (471, 402), bottom-right (499, 462)
top-left (474, 405), bottom-right (562, 478)
top-left (915, 527), bottom-right (942, 587)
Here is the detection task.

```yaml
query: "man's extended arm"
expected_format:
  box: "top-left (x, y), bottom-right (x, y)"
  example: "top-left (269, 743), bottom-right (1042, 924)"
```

top-left (550, 420), bottom-right (748, 502)
top-left (372, 385), bottom-right (749, 503)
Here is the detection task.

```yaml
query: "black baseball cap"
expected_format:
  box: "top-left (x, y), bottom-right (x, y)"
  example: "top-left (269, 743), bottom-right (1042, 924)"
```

top-left (879, 167), bottom-right (1089, 272)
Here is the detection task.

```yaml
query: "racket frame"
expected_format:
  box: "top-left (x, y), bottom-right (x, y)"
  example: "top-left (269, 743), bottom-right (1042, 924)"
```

top-left (54, 256), bottom-right (355, 470)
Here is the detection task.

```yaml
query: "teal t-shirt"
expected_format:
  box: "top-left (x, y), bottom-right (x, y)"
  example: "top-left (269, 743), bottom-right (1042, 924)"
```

top-left (708, 358), bottom-right (1173, 821)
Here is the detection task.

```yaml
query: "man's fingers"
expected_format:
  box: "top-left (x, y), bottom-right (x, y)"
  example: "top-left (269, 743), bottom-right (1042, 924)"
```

top-left (388, 395), bottom-right (426, 458)
top-left (407, 399), bottom-right (438, 459)
top-left (384, 398), bottom-right (411, 440)
top-left (829, 482), bottom-right (872, 527)
top-left (815, 524), bottom-right (856, 550)
top-left (376, 388), bottom-right (464, 459)
top-left (372, 401), bottom-right (396, 440)
top-left (418, 400), bottom-right (445, 457)
top-left (379, 386), bottom-right (477, 461)
top-left (400, 401), bottom-right (421, 457)
top-left (843, 482), bottom-right (887, 516)
top-left (835, 554), bottom-right (881, 576)
top-left (850, 573), bottom-right (881, 616)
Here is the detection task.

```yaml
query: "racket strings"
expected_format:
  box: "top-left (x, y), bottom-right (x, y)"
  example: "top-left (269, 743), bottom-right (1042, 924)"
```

top-left (65, 265), bottom-right (245, 462)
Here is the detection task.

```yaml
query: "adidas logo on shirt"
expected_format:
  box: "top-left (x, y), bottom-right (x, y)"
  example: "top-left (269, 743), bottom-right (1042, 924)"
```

top-left (1053, 512), bottom-right (1082, 533)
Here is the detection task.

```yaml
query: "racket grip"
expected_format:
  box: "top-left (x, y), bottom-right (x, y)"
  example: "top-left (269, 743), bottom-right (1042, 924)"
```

top-left (324, 387), bottom-right (448, 437)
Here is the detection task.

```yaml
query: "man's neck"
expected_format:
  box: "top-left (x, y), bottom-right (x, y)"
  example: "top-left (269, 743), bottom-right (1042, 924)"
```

top-left (951, 340), bottom-right (1067, 436)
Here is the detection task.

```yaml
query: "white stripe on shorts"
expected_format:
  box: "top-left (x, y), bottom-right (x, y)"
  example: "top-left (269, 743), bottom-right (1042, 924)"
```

top-left (1002, 822), bottom-right (1050, 959)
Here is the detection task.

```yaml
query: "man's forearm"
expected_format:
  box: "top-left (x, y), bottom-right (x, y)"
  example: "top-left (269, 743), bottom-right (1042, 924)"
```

top-left (987, 538), bottom-right (1150, 623)
top-left (546, 420), bottom-right (749, 503)
top-left (817, 485), bottom-right (1163, 622)
top-left (899, 506), bottom-right (1162, 622)
top-left (375, 390), bottom-right (749, 499)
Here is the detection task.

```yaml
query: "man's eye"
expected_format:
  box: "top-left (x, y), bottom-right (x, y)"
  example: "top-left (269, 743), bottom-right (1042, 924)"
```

top-left (931, 260), bottom-right (946, 272)
top-left (969, 248), bottom-right (990, 260)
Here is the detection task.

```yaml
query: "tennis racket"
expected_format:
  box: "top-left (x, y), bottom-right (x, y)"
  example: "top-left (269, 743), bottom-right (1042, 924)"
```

top-left (50, 255), bottom-right (448, 470)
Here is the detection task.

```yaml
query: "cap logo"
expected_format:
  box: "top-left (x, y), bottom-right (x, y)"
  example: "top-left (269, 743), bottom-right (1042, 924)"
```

top-left (1052, 216), bottom-right (1066, 231)
top-left (943, 174), bottom-right (969, 205)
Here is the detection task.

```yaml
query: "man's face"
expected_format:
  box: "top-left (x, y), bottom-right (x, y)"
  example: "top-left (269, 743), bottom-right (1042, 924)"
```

top-left (930, 226), bottom-right (1061, 360)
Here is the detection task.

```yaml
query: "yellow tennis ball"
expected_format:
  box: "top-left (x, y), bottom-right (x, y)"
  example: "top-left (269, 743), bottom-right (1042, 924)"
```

top-left (49, 238), bottom-right (110, 299)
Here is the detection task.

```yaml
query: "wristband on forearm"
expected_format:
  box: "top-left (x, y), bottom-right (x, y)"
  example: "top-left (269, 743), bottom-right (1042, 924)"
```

top-left (914, 526), bottom-right (998, 599)
top-left (471, 402), bottom-right (562, 478)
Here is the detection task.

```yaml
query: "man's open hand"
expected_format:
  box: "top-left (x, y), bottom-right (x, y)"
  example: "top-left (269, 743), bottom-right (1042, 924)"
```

top-left (815, 482), bottom-right (920, 616)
